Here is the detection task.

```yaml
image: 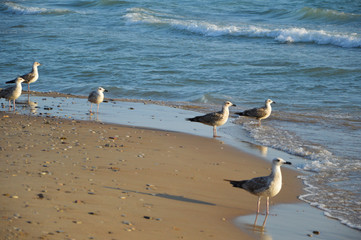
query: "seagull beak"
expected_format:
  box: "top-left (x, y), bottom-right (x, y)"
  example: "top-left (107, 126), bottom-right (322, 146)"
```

top-left (273, 101), bottom-right (276, 104)
top-left (104, 89), bottom-right (109, 92)
top-left (232, 104), bottom-right (236, 107)
top-left (284, 161), bottom-right (292, 165)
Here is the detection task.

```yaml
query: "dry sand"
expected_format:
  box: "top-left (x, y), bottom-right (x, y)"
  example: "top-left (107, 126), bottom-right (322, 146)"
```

top-left (0, 112), bottom-right (302, 240)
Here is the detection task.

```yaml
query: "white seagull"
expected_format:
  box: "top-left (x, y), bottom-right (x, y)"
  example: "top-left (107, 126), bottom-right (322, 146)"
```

top-left (235, 99), bottom-right (275, 126)
top-left (88, 87), bottom-right (108, 113)
top-left (6, 62), bottom-right (41, 92)
top-left (186, 101), bottom-right (236, 137)
top-left (0, 77), bottom-right (25, 110)
top-left (225, 157), bottom-right (291, 226)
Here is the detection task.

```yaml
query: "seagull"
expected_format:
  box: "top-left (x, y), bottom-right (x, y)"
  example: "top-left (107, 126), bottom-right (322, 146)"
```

top-left (6, 62), bottom-right (41, 92)
top-left (235, 99), bottom-right (275, 126)
top-left (88, 87), bottom-right (108, 113)
top-left (186, 101), bottom-right (236, 137)
top-left (225, 157), bottom-right (291, 226)
top-left (0, 77), bottom-right (25, 110)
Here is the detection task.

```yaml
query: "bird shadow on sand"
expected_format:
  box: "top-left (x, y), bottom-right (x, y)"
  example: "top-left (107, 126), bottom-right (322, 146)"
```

top-left (104, 186), bottom-right (216, 206)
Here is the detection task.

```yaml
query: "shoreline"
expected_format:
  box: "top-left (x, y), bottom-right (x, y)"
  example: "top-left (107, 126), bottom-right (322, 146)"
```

top-left (1, 92), bottom-right (359, 239)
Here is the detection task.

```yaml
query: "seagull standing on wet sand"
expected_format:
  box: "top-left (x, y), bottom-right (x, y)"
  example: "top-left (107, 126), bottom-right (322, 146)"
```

top-left (225, 157), bottom-right (291, 226)
top-left (6, 62), bottom-right (41, 92)
top-left (0, 77), bottom-right (25, 110)
top-left (88, 87), bottom-right (108, 113)
top-left (235, 99), bottom-right (275, 126)
top-left (186, 101), bottom-right (236, 137)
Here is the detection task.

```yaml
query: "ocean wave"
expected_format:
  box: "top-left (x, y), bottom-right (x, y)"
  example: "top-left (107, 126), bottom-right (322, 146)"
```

top-left (299, 172), bottom-right (361, 231)
top-left (124, 7), bottom-right (361, 48)
top-left (297, 7), bottom-right (361, 23)
top-left (99, 0), bottom-right (129, 6)
top-left (238, 121), bottom-right (335, 164)
top-left (3, 1), bottom-right (73, 15)
top-left (63, 0), bottom-right (129, 8)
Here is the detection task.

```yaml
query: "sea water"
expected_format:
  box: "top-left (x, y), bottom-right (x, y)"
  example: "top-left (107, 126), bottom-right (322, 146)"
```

top-left (1, 0), bottom-right (360, 231)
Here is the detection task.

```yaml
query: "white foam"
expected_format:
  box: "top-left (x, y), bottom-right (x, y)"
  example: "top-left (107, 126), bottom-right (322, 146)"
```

top-left (241, 121), bottom-right (335, 165)
top-left (4, 2), bottom-right (71, 15)
top-left (124, 7), bottom-right (361, 48)
top-left (298, 7), bottom-right (361, 22)
top-left (299, 177), bottom-right (361, 231)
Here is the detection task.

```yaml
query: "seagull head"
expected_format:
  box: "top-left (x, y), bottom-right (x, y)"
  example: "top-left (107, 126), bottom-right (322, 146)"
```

top-left (266, 99), bottom-right (275, 105)
top-left (98, 87), bottom-right (108, 93)
top-left (34, 62), bottom-right (41, 67)
top-left (273, 157), bottom-right (291, 166)
top-left (224, 101), bottom-right (236, 107)
top-left (16, 77), bottom-right (25, 83)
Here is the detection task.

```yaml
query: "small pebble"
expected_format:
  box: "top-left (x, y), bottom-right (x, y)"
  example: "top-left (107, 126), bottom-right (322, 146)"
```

top-left (122, 220), bottom-right (132, 226)
top-left (37, 193), bottom-right (45, 199)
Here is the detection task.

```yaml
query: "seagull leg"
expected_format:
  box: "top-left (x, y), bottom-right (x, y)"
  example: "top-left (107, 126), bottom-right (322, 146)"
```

top-left (254, 197), bottom-right (261, 225)
top-left (97, 103), bottom-right (100, 113)
top-left (90, 103), bottom-right (93, 113)
top-left (13, 99), bottom-right (16, 111)
top-left (213, 126), bottom-right (218, 137)
top-left (261, 196), bottom-right (269, 226)
top-left (28, 83), bottom-right (30, 92)
top-left (257, 197), bottom-right (261, 214)
top-left (262, 213), bottom-right (269, 227)
top-left (8, 100), bottom-right (11, 111)
top-left (266, 196), bottom-right (270, 215)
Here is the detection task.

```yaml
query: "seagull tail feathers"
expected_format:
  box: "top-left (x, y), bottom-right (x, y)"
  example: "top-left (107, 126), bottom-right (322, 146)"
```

top-left (186, 117), bottom-right (199, 122)
top-left (235, 111), bottom-right (245, 116)
top-left (224, 179), bottom-right (247, 188)
top-left (5, 79), bottom-right (16, 84)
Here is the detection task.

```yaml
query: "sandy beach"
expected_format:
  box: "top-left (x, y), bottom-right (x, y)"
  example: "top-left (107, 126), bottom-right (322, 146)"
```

top-left (0, 107), bottom-right (302, 240)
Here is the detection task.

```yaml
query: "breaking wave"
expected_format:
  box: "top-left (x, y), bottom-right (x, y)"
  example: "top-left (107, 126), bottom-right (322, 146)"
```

top-left (2, 1), bottom-right (73, 15)
top-left (125, 7), bottom-right (361, 48)
top-left (297, 7), bottom-right (361, 23)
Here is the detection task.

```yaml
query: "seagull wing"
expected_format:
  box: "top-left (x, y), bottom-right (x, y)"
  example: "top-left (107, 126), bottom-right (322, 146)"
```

top-left (88, 91), bottom-right (97, 101)
top-left (241, 107), bottom-right (267, 119)
top-left (0, 85), bottom-right (16, 99)
top-left (242, 176), bottom-right (270, 194)
top-left (191, 111), bottom-right (223, 125)
top-left (21, 72), bottom-right (36, 83)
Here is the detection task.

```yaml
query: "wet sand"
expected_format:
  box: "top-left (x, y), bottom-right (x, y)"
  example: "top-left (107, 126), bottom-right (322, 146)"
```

top-left (0, 109), bottom-right (301, 240)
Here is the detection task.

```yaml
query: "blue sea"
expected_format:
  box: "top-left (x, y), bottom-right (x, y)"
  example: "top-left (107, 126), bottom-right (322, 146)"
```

top-left (1, 0), bottom-right (360, 231)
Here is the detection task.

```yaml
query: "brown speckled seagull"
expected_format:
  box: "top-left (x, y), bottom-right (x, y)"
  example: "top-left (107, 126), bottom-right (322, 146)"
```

top-left (186, 101), bottom-right (236, 137)
top-left (0, 77), bottom-right (25, 110)
top-left (6, 62), bottom-right (41, 92)
top-left (235, 99), bottom-right (275, 126)
top-left (225, 158), bottom-right (291, 226)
